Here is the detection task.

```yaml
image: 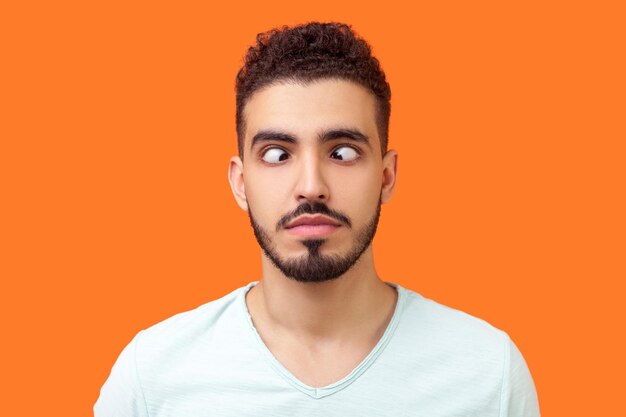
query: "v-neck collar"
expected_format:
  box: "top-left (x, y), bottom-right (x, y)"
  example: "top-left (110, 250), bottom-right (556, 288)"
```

top-left (239, 281), bottom-right (407, 399)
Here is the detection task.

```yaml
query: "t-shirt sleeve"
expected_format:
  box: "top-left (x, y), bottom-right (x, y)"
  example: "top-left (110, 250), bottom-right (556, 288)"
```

top-left (500, 334), bottom-right (540, 417)
top-left (94, 332), bottom-right (149, 417)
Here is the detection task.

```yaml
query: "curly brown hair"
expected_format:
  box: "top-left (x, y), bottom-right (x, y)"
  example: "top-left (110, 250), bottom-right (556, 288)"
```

top-left (235, 22), bottom-right (391, 159)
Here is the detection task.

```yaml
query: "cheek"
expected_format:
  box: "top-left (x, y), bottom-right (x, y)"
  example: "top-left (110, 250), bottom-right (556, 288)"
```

top-left (244, 169), bottom-right (291, 221)
top-left (332, 162), bottom-right (381, 194)
top-left (331, 166), bottom-right (382, 214)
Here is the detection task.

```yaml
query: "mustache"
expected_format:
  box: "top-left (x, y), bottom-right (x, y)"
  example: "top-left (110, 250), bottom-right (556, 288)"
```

top-left (276, 202), bottom-right (352, 231)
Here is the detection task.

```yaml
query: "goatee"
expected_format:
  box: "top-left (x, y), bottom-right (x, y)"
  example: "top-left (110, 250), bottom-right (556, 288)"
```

top-left (248, 199), bottom-right (381, 283)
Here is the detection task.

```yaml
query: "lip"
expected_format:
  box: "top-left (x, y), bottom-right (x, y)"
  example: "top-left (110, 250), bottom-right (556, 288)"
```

top-left (285, 214), bottom-right (341, 228)
top-left (284, 215), bottom-right (342, 237)
top-left (286, 224), bottom-right (341, 237)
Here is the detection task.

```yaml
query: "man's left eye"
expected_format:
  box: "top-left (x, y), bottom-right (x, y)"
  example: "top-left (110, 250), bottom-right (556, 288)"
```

top-left (330, 146), bottom-right (359, 161)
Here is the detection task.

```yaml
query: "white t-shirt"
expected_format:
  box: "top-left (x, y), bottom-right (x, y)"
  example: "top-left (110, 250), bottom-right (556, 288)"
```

top-left (94, 281), bottom-right (540, 416)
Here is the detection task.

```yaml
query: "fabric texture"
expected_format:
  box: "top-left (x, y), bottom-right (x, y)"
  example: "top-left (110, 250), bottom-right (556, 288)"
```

top-left (94, 282), bottom-right (540, 416)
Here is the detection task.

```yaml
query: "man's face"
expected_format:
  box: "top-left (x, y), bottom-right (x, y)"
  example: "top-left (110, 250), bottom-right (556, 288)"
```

top-left (229, 79), bottom-right (397, 283)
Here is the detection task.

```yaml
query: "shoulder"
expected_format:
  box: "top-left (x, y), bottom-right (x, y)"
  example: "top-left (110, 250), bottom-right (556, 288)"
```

top-left (94, 283), bottom-right (254, 415)
top-left (387, 284), bottom-right (540, 416)
top-left (135, 283), bottom-right (250, 357)
top-left (120, 283), bottom-right (254, 394)
top-left (390, 285), bottom-right (511, 377)
top-left (397, 286), bottom-right (508, 347)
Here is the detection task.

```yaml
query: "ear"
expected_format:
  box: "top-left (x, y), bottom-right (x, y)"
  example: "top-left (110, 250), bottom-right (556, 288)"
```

top-left (381, 149), bottom-right (398, 204)
top-left (228, 156), bottom-right (248, 212)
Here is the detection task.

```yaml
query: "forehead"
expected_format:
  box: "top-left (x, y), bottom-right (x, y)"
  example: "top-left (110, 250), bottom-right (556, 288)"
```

top-left (243, 79), bottom-right (380, 148)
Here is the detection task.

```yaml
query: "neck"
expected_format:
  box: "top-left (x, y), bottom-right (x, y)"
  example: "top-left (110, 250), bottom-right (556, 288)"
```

top-left (245, 247), bottom-right (397, 341)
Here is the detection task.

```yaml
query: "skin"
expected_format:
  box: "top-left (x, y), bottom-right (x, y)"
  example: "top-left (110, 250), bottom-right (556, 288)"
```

top-left (228, 78), bottom-right (399, 387)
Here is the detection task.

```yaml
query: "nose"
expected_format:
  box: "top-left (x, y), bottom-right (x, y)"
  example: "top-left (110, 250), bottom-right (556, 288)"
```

top-left (294, 154), bottom-right (330, 204)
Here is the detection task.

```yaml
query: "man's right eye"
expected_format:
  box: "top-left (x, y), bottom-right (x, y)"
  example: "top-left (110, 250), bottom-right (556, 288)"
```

top-left (261, 148), bottom-right (289, 164)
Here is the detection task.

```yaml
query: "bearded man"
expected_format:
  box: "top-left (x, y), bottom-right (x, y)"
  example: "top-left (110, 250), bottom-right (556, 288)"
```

top-left (95, 22), bottom-right (540, 417)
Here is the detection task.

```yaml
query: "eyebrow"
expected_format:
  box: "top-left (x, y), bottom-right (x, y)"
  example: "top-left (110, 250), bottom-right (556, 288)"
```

top-left (250, 128), bottom-right (371, 150)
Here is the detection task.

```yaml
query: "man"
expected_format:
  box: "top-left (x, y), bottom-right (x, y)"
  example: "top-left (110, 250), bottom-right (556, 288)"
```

top-left (95, 22), bottom-right (540, 416)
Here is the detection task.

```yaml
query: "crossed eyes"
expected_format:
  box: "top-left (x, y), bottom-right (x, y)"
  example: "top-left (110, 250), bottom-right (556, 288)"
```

top-left (262, 145), bottom-right (360, 164)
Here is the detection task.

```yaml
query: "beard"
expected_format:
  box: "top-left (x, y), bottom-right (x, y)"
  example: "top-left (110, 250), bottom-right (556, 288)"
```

top-left (248, 199), bottom-right (381, 283)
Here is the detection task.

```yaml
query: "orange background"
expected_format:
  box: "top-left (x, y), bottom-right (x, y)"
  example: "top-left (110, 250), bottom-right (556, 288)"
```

top-left (2, 1), bottom-right (624, 415)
